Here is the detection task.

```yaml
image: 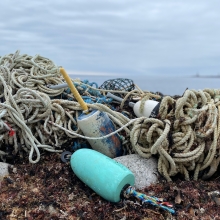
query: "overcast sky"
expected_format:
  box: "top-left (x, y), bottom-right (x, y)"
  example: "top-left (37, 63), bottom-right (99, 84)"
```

top-left (1, 0), bottom-right (220, 76)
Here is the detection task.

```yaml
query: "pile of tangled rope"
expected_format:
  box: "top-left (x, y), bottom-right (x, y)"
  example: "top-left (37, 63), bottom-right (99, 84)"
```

top-left (0, 51), bottom-right (219, 182)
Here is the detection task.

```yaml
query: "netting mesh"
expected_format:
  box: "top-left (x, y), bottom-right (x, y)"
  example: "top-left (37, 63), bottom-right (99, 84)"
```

top-left (99, 78), bottom-right (135, 92)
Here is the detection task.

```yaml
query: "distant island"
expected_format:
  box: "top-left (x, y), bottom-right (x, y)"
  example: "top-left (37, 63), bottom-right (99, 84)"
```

top-left (192, 73), bottom-right (220, 78)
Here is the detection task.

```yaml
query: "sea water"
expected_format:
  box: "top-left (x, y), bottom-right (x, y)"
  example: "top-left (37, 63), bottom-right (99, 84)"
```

top-left (69, 74), bottom-right (220, 96)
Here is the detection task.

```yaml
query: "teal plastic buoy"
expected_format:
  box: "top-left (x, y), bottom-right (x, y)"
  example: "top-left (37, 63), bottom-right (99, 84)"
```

top-left (70, 148), bottom-right (135, 202)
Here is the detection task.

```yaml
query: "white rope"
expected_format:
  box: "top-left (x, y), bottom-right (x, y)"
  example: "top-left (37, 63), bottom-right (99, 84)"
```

top-left (0, 51), bottom-right (219, 182)
top-left (49, 118), bottom-right (138, 140)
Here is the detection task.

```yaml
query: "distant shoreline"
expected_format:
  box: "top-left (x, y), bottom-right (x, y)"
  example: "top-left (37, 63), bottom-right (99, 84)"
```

top-left (192, 75), bottom-right (220, 78)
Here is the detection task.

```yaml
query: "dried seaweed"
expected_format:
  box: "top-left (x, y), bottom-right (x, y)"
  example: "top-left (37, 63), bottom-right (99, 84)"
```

top-left (0, 153), bottom-right (219, 219)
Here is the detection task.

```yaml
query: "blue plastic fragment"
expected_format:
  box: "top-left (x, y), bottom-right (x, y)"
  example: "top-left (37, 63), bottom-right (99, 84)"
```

top-left (72, 141), bottom-right (90, 150)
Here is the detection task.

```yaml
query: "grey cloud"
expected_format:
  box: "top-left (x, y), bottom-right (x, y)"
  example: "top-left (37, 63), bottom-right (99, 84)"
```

top-left (1, 0), bottom-right (220, 75)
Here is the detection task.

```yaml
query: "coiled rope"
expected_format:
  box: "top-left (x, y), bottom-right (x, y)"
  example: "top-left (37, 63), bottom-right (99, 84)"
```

top-left (0, 51), bottom-right (219, 182)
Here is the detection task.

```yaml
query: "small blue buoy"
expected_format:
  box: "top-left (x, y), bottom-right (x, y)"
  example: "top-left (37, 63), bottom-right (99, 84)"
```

top-left (70, 149), bottom-right (135, 202)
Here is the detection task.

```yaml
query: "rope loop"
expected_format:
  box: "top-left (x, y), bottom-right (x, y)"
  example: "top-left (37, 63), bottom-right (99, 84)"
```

top-left (0, 51), bottom-right (219, 181)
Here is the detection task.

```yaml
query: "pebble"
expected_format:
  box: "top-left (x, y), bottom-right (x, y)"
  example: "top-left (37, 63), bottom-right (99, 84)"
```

top-left (0, 162), bottom-right (10, 182)
top-left (114, 154), bottom-right (159, 190)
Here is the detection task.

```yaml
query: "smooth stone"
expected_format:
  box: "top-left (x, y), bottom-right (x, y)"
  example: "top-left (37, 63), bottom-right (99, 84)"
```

top-left (0, 162), bottom-right (10, 182)
top-left (114, 154), bottom-right (159, 190)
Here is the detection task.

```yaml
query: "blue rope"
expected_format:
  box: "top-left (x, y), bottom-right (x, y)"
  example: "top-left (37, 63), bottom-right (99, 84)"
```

top-left (81, 96), bottom-right (113, 104)
top-left (81, 96), bottom-right (93, 104)
top-left (62, 80), bottom-right (114, 105)
top-left (82, 80), bottom-right (98, 88)
top-left (79, 80), bottom-right (102, 97)
top-left (125, 186), bottom-right (175, 214)
top-left (72, 141), bottom-right (90, 150)
top-left (96, 97), bottom-right (113, 104)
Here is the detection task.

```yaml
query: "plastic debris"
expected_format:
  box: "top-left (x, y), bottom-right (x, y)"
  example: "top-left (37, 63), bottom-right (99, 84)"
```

top-left (1, 51), bottom-right (220, 219)
top-left (107, 92), bottom-right (160, 118)
top-left (70, 149), bottom-right (134, 202)
top-left (66, 149), bottom-right (175, 214)
top-left (124, 186), bottom-right (175, 214)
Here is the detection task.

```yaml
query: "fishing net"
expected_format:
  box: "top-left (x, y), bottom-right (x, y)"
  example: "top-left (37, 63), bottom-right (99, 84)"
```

top-left (99, 78), bottom-right (135, 92)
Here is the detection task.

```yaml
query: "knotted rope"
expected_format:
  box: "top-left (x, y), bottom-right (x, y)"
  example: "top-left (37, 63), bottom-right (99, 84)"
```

top-left (0, 51), bottom-right (219, 182)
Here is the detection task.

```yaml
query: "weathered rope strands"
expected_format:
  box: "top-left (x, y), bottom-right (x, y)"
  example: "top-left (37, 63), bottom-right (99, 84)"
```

top-left (130, 88), bottom-right (220, 181)
top-left (0, 51), bottom-right (219, 182)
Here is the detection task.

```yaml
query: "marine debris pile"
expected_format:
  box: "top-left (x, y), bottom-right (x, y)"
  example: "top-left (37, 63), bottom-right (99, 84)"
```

top-left (0, 50), bottom-right (220, 183)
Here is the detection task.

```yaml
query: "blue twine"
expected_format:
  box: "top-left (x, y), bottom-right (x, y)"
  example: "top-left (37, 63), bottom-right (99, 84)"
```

top-left (65, 87), bottom-right (71, 94)
top-left (72, 141), bottom-right (90, 150)
top-left (125, 186), bottom-right (175, 214)
top-left (80, 80), bottom-right (102, 97)
top-left (96, 97), bottom-right (113, 104)
top-left (81, 96), bottom-right (93, 104)
top-left (82, 80), bottom-right (98, 88)
top-left (121, 112), bottom-right (130, 118)
top-left (62, 80), bottom-right (114, 106)
top-left (81, 96), bottom-right (113, 104)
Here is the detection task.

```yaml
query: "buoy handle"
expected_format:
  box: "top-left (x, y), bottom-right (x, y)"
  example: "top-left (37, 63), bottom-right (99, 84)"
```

top-left (60, 68), bottom-right (88, 112)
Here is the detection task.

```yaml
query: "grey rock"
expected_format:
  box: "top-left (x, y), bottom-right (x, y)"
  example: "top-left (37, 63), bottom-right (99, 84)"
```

top-left (114, 154), bottom-right (158, 190)
top-left (0, 162), bottom-right (10, 182)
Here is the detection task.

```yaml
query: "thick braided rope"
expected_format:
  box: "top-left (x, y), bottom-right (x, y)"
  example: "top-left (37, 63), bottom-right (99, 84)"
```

top-left (129, 88), bottom-right (220, 181)
top-left (0, 52), bottom-right (137, 162)
top-left (0, 51), bottom-right (64, 97)
top-left (0, 51), bottom-right (219, 182)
